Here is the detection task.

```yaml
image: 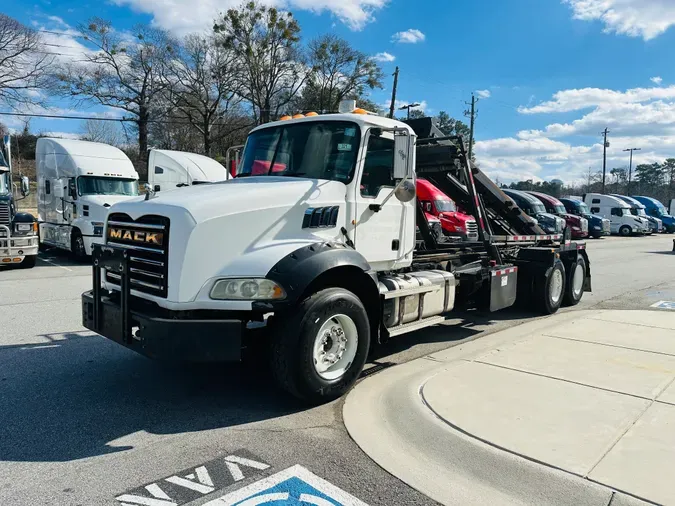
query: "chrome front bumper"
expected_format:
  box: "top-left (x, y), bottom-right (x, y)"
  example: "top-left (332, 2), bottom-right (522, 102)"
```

top-left (0, 225), bottom-right (39, 263)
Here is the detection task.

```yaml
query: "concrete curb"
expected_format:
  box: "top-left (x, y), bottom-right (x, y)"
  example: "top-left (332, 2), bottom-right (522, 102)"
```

top-left (344, 310), bottom-right (653, 506)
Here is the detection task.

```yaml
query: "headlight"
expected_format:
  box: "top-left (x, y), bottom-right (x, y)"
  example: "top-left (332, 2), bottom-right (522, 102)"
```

top-left (593, 225), bottom-right (601, 230)
top-left (92, 222), bottom-right (104, 237)
top-left (15, 222), bottom-right (37, 235)
top-left (210, 278), bottom-right (286, 300)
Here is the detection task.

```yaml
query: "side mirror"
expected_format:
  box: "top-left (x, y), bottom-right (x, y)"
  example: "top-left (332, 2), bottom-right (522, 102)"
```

top-left (393, 132), bottom-right (412, 180)
top-left (20, 176), bottom-right (30, 197)
top-left (394, 179), bottom-right (416, 203)
top-left (68, 179), bottom-right (77, 199)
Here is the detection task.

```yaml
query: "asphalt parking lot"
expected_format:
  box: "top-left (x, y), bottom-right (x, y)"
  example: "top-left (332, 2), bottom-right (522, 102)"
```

top-left (1, 235), bottom-right (674, 506)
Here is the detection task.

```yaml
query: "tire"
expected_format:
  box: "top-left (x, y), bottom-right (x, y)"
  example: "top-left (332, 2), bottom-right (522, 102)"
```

top-left (71, 230), bottom-right (87, 260)
top-left (534, 260), bottom-right (566, 315)
top-left (19, 255), bottom-right (37, 269)
top-left (619, 225), bottom-right (631, 237)
top-left (563, 255), bottom-right (586, 307)
top-left (269, 287), bottom-right (371, 404)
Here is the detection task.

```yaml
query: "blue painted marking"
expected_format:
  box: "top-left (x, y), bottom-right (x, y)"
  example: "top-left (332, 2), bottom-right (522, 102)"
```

top-left (205, 465), bottom-right (368, 506)
top-left (231, 476), bottom-right (339, 505)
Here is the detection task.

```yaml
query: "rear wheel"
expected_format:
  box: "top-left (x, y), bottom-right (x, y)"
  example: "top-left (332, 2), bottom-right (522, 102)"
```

top-left (619, 225), bottom-right (632, 236)
top-left (563, 255), bottom-right (585, 306)
top-left (269, 287), bottom-right (370, 404)
top-left (534, 260), bottom-right (565, 315)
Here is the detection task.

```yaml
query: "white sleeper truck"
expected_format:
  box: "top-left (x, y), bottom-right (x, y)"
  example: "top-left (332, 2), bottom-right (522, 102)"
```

top-left (81, 111), bottom-right (592, 404)
top-left (147, 149), bottom-right (229, 193)
top-left (37, 138), bottom-right (140, 259)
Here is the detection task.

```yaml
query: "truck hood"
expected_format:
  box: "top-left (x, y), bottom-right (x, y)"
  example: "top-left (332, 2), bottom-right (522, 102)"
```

top-left (106, 177), bottom-right (348, 302)
top-left (438, 211), bottom-right (475, 225)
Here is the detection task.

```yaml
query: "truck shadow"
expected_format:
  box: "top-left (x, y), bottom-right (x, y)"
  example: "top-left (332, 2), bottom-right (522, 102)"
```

top-left (0, 333), bottom-right (301, 463)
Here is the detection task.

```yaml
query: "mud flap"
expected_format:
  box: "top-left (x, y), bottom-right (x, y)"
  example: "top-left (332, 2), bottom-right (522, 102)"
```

top-left (489, 266), bottom-right (518, 312)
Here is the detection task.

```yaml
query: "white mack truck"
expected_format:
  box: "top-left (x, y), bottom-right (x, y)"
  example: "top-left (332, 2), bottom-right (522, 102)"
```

top-left (81, 108), bottom-right (591, 404)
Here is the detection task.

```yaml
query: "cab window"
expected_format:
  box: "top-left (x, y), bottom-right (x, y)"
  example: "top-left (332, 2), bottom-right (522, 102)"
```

top-left (360, 135), bottom-right (394, 197)
top-left (591, 207), bottom-right (600, 214)
top-left (611, 208), bottom-right (623, 217)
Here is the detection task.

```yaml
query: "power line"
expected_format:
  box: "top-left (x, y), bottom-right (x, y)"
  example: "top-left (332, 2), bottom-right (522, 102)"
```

top-left (0, 111), bottom-right (253, 128)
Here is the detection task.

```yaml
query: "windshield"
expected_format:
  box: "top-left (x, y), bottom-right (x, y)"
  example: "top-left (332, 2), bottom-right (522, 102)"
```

top-left (553, 203), bottom-right (566, 214)
top-left (435, 199), bottom-right (457, 212)
top-left (78, 177), bottom-right (139, 196)
top-left (532, 203), bottom-right (547, 214)
top-left (0, 172), bottom-right (8, 195)
top-left (577, 202), bottom-right (590, 215)
top-left (238, 121), bottom-right (360, 182)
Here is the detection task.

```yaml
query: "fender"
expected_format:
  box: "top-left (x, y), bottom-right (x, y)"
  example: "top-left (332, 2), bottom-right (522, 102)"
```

top-left (256, 241), bottom-right (379, 310)
top-left (13, 212), bottom-right (36, 223)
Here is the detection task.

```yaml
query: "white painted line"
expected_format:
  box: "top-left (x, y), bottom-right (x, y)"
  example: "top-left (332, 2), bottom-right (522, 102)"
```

top-left (164, 476), bottom-right (214, 494)
top-left (299, 494), bottom-right (337, 506)
top-left (20, 344), bottom-right (60, 350)
top-left (114, 495), bottom-right (176, 506)
top-left (204, 465), bottom-right (368, 506)
top-left (145, 484), bottom-right (172, 501)
top-left (651, 301), bottom-right (675, 310)
top-left (224, 455), bottom-right (271, 482)
top-left (38, 257), bottom-right (73, 272)
top-left (238, 493), bottom-right (289, 505)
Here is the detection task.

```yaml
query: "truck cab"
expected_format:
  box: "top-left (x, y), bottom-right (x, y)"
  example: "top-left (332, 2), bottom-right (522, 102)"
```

top-left (416, 178), bottom-right (478, 241)
top-left (81, 109), bottom-right (591, 405)
top-left (526, 191), bottom-right (588, 239)
top-left (611, 195), bottom-right (660, 234)
top-left (560, 198), bottom-right (609, 239)
top-left (502, 189), bottom-right (565, 234)
top-left (0, 136), bottom-right (38, 268)
top-left (36, 138), bottom-right (141, 259)
top-left (147, 149), bottom-right (230, 193)
top-left (584, 193), bottom-right (646, 236)
top-left (632, 196), bottom-right (675, 233)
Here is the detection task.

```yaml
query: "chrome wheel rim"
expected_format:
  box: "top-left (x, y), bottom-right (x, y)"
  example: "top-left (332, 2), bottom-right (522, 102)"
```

top-left (312, 314), bottom-right (358, 381)
top-left (572, 264), bottom-right (584, 298)
top-left (550, 269), bottom-right (564, 304)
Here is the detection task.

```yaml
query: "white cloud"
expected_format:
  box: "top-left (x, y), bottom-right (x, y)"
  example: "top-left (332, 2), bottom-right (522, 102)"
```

top-left (391, 29), bottom-right (425, 44)
top-left (651, 76), bottom-right (663, 85)
top-left (475, 80), bottom-right (675, 183)
top-left (372, 52), bottom-right (395, 62)
top-left (476, 89), bottom-right (491, 99)
top-left (111, 0), bottom-right (389, 34)
top-left (563, 0), bottom-right (675, 40)
top-left (519, 85), bottom-right (675, 114)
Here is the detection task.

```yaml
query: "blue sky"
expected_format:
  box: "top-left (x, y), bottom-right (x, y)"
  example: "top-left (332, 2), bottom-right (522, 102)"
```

top-left (6, 0), bottom-right (675, 183)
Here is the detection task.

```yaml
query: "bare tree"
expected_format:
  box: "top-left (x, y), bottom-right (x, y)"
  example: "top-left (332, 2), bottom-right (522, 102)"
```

top-left (164, 34), bottom-right (244, 155)
top-left (79, 118), bottom-right (123, 146)
top-left (295, 34), bottom-right (383, 113)
top-left (55, 18), bottom-right (172, 157)
top-left (0, 14), bottom-right (54, 108)
top-left (214, 2), bottom-right (307, 124)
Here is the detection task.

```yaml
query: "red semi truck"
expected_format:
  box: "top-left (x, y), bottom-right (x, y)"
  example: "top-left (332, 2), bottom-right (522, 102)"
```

top-left (417, 178), bottom-right (478, 241)
top-left (526, 191), bottom-right (588, 239)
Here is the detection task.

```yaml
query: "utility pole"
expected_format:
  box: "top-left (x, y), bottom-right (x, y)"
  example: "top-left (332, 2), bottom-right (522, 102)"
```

top-left (623, 147), bottom-right (641, 194)
top-left (388, 66), bottom-right (399, 119)
top-left (601, 128), bottom-right (610, 194)
top-left (399, 102), bottom-right (421, 120)
top-left (465, 93), bottom-right (478, 160)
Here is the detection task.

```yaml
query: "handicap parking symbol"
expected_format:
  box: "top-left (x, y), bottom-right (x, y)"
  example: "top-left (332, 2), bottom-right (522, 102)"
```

top-left (204, 465), bottom-right (368, 506)
top-left (651, 300), bottom-right (675, 310)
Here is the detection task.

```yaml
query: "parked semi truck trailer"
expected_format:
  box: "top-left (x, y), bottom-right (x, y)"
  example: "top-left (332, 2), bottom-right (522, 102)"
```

top-left (36, 138), bottom-right (140, 259)
top-left (560, 198), bottom-right (610, 239)
top-left (0, 136), bottom-right (38, 268)
top-left (81, 109), bottom-right (591, 404)
top-left (147, 149), bottom-right (230, 194)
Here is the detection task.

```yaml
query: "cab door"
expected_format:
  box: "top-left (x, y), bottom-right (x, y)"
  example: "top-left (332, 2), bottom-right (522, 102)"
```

top-left (352, 132), bottom-right (415, 271)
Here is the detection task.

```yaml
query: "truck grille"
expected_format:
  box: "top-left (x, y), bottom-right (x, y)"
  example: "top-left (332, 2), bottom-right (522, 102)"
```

top-left (602, 219), bottom-right (610, 232)
top-left (104, 213), bottom-right (169, 298)
top-left (466, 220), bottom-right (478, 234)
top-left (0, 204), bottom-right (10, 226)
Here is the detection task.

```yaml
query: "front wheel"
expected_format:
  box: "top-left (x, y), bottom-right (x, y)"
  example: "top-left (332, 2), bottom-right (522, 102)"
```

top-left (563, 255), bottom-right (586, 306)
top-left (71, 231), bottom-right (87, 261)
top-left (269, 288), bottom-right (371, 404)
top-left (534, 260), bottom-right (566, 315)
top-left (619, 225), bottom-right (632, 237)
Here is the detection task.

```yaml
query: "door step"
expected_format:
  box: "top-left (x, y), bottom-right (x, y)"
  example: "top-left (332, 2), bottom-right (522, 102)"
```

top-left (387, 315), bottom-right (446, 337)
